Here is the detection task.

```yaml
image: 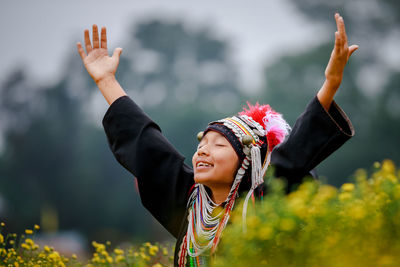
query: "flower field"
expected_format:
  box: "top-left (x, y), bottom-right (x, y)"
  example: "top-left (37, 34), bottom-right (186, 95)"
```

top-left (215, 160), bottom-right (400, 267)
top-left (1, 160), bottom-right (400, 266)
top-left (0, 224), bottom-right (174, 266)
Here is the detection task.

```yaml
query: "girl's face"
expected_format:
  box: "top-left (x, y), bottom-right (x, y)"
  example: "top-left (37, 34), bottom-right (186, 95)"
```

top-left (192, 131), bottom-right (239, 192)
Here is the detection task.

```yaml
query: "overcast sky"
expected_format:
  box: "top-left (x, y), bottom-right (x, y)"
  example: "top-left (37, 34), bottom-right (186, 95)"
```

top-left (0, 0), bottom-right (327, 90)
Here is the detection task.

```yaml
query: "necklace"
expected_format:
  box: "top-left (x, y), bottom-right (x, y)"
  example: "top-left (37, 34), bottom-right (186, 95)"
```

top-left (179, 182), bottom-right (240, 266)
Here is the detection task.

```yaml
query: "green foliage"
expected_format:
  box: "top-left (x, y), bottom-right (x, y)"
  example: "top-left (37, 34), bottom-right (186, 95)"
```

top-left (214, 160), bottom-right (400, 267)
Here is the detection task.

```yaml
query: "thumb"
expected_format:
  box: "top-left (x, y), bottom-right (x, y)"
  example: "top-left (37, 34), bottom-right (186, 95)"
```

top-left (348, 45), bottom-right (359, 58)
top-left (112, 47), bottom-right (123, 59)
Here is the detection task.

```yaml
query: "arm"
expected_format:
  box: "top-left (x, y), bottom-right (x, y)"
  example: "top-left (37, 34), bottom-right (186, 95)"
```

top-left (271, 95), bottom-right (354, 190)
top-left (102, 96), bottom-right (194, 237)
top-left (77, 25), bottom-right (194, 237)
top-left (271, 14), bottom-right (357, 190)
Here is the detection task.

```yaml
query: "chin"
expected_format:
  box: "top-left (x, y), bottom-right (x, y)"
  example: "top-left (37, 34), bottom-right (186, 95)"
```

top-left (194, 175), bottom-right (206, 184)
top-left (194, 174), bottom-right (212, 186)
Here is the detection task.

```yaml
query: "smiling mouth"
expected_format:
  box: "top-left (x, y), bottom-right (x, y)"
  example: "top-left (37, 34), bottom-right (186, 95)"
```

top-left (196, 162), bottom-right (213, 168)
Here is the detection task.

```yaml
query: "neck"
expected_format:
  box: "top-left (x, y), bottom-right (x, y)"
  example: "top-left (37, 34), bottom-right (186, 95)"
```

top-left (209, 186), bottom-right (231, 205)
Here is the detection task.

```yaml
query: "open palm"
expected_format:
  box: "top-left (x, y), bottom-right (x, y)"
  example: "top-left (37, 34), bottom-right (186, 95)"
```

top-left (77, 25), bottom-right (122, 84)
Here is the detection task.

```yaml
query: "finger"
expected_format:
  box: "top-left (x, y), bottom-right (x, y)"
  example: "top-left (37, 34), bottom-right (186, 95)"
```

top-left (334, 14), bottom-right (346, 45)
top-left (335, 13), bottom-right (341, 31)
top-left (92, 24), bottom-right (99, 49)
top-left (84, 29), bottom-right (92, 54)
top-left (348, 45), bottom-right (359, 58)
top-left (112, 47), bottom-right (123, 59)
top-left (101, 27), bottom-right (107, 49)
top-left (76, 42), bottom-right (87, 60)
top-left (338, 16), bottom-right (348, 44)
top-left (334, 31), bottom-right (342, 49)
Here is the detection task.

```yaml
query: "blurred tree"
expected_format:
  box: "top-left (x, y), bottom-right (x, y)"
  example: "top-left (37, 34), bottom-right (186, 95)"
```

top-left (117, 20), bottom-right (243, 161)
top-left (0, 18), bottom-right (244, 244)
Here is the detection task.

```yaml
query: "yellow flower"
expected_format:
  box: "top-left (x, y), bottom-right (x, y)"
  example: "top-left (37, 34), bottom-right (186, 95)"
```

top-left (0, 233), bottom-right (3, 243)
top-left (114, 248), bottom-right (124, 255)
top-left (0, 222), bottom-right (4, 227)
top-left (72, 254), bottom-right (77, 260)
top-left (116, 254), bottom-right (125, 263)
top-left (25, 229), bottom-right (33, 235)
top-left (92, 241), bottom-right (106, 252)
top-left (48, 251), bottom-right (61, 261)
top-left (34, 224), bottom-right (40, 230)
top-left (140, 252), bottom-right (150, 260)
top-left (373, 161), bottom-right (381, 169)
top-left (101, 250), bottom-right (109, 257)
top-left (106, 256), bottom-right (113, 263)
top-left (339, 192), bottom-right (352, 201)
top-left (163, 247), bottom-right (169, 256)
top-left (25, 238), bottom-right (34, 246)
top-left (153, 263), bottom-right (163, 267)
top-left (382, 160), bottom-right (395, 174)
top-left (149, 245), bottom-right (159, 256)
top-left (341, 183), bottom-right (355, 192)
top-left (21, 243), bottom-right (31, 250)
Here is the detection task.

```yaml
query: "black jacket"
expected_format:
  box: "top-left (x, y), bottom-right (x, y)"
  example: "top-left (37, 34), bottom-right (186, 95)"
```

top-left (102, 95), bottom-right (354, 266)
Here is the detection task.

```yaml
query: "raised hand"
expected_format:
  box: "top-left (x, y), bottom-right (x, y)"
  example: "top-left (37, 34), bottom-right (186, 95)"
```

top-left (77, 25), bottom-right (122, 84)
top-left (324, 13), bottom-right (358, 89)
top-left (77, 25), bottom-right (126, 105)
top-left (317, 13), bottom-right (358, 110)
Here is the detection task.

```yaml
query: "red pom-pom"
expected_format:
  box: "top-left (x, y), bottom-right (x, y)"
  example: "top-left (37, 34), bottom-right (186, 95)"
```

top-left (239, 102), bottom-right (290, 151)
top-left (239, 102), bottom-right (275, 129)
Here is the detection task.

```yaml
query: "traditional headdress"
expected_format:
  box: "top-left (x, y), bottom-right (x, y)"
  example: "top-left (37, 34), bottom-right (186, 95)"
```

top-left (179, 103), bottom-right (290, 266)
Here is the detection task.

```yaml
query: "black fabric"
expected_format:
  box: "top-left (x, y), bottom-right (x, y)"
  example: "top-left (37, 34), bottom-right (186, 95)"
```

top-left (271, 97), bottom-right (354, 192)
top-left (102, 96), bottom-right (194, 238)
top-left (102, 94), bottom-right (354, 266)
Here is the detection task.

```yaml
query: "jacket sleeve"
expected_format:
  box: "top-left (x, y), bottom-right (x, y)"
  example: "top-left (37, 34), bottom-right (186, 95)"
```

top-left (271, 95), bottom-right (354, 190)
top-left (102, 96), bottom-right (195, 238)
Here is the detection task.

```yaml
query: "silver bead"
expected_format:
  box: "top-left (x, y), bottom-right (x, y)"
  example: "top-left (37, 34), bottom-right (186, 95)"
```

top-left (197, 131), bottom-right (204, 142)
top-left (253, 129), bottom-right (263, 136)
top-left (242, 135), bottom-right (253, 146)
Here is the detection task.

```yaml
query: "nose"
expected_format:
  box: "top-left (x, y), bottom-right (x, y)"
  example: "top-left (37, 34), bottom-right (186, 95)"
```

top-left (197, 144), bottom-right (209, 156)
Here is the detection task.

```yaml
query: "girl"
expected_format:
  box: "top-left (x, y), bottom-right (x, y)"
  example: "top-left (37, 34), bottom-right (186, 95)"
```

top-left (77, 13), bottom-right (358, 266)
